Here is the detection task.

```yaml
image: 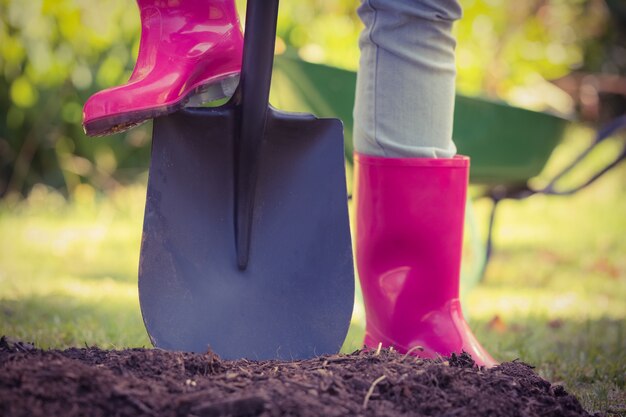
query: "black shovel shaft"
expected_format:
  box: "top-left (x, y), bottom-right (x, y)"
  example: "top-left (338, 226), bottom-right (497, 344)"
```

top-left (239, 0), bottom-right (278, 113)
top-left (236, 0), bottom-right (280, 270)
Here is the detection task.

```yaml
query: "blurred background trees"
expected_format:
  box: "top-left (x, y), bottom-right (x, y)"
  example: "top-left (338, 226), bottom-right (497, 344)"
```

top-left (0, 0), bottom-right (623, 198)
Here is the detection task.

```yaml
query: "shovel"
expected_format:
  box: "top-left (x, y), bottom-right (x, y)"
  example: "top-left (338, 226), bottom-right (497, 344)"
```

top-left (137, 0), bottom-right (354, 360)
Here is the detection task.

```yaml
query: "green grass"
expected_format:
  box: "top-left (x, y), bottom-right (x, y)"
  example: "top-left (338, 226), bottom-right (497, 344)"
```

top-left (1, 125), bottom-right (625, 415)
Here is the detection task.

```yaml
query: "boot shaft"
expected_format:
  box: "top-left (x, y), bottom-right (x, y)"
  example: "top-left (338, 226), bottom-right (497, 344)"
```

top-left (354, 153), bottom-right (469, 309)
top-left (134, 0), bottom-right (243, 45)
top-left (136, 0), bottom-right (240, 21)
top-left (129, 0), bottom-right (243, 80)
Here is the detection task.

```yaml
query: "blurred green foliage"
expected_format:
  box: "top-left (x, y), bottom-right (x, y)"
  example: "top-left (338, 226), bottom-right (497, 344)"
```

top-left (0, 0), bottom-right (619, 197)
top-left (1, 0), bottom-right (150, 197)
top-left (457, 0), bottom-right (605, 100)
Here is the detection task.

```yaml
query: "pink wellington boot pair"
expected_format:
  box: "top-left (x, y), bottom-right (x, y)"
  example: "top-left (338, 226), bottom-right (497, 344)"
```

top-left (354, 153), bottom-right (497, 368)
top-left (83, 0), bottom-right (244, 136)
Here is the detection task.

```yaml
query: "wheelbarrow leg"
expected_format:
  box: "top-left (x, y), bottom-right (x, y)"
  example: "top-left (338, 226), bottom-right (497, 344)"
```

top-left (460, 196), bottom-right (488, 296)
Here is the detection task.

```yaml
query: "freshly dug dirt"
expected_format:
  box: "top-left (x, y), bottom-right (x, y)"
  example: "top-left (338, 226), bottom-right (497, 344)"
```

top-left (0, 336), bottom-right (591, 417)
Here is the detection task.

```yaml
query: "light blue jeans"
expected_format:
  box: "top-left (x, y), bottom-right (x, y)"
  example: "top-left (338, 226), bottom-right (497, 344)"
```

top-left (353, 0), bottom-right (462, 158)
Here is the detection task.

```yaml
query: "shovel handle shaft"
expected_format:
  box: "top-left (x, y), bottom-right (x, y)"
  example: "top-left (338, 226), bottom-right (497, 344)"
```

top-left (236, 0), bottom-right (280, 269)
top-left (239, 0), bottom-right (278, 124)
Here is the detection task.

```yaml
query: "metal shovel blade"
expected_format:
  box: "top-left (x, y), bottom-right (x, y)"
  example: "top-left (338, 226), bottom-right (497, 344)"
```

top-left (138, 105), bottom-right (354, 360)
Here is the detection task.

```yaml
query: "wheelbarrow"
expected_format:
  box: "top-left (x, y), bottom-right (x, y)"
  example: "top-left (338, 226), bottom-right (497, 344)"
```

top-left (271, 54), bottom-right (626, 289)
top-left (452, 98), bottom-right (626, 283)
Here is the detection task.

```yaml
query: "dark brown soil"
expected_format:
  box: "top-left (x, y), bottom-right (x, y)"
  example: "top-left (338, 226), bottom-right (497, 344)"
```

top-left (0, 336), bottom-right (591, 417)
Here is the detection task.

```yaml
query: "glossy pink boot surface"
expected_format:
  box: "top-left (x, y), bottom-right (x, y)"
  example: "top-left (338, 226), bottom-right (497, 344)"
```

top-left (83, 0), bottom-right (243, 136)
top-left (354, 153), bottom-right (497, 367)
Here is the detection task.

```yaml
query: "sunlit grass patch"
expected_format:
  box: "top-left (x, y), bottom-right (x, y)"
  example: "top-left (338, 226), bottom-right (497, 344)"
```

top-left (0, 183), bottom-right (149, 348)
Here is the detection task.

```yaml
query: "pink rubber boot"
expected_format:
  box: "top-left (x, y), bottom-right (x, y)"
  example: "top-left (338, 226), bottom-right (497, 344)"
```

top-left (83, 0), bottom-right (243, 137)
top-left (354, 152), bottom-right (497, 367)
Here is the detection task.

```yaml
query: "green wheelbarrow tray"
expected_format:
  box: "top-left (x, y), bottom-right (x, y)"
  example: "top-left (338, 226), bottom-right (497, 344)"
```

top-left (273, 54), bottom-right (570, 185)
top-left (453, 95), bottom-right (570, 185)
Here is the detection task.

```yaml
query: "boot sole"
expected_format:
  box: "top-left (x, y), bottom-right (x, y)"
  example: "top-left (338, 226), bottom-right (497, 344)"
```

top-left (83, 73), bottom-right (240, 137)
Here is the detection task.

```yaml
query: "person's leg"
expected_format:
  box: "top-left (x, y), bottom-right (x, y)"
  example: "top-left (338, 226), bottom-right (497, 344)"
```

top-left (353, 0), bottom-right (461, 158)
top-left (353, 0), bottom-right (497, 367)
